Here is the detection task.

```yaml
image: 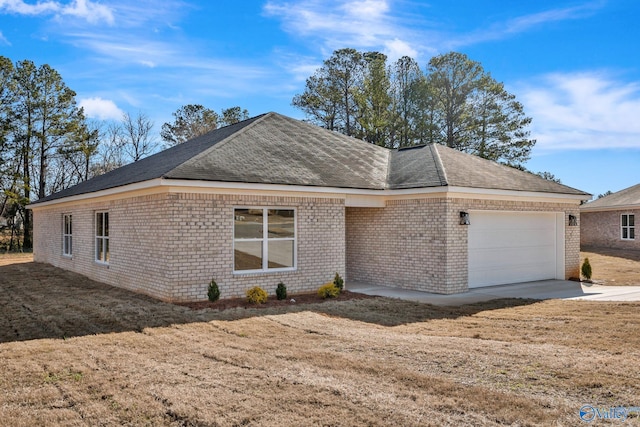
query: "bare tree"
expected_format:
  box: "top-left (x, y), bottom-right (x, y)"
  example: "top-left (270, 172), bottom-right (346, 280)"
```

top-left (120, 111), bottom-right (157, 162)
top-left (92, 121), bottom-right (126, 175)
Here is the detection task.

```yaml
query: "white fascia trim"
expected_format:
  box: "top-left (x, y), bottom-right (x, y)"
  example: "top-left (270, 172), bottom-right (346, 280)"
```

top-left (397, 186), bottom-right (587, 203)
top-left (27, 179), bottom-right (166, 209)
top-left (166, 180), bottom-right (588, 202)
top-left (27, 178), bottom-right (588, 209)
top-left (581, 204), bottom-right (640, 212)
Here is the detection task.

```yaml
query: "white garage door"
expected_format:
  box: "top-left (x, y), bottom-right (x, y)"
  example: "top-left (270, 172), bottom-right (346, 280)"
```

top-left (468, 211), bottom-right (562, 288)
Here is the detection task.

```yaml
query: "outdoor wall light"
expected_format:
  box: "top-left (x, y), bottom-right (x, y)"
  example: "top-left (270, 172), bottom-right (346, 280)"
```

top-left (459, 211), bottom-right (470, 225)
top-left (569, 214), bottom-right (578, 226)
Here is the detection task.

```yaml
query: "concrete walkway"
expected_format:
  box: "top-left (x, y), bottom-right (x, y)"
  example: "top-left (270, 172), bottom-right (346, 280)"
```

top-left (348, 280), bottom-right (640, 306)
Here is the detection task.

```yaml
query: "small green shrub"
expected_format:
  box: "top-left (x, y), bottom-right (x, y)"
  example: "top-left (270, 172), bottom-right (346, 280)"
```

top-left (317, 282), bottom-right (340, 299)
top-left (581, 258), bottom-right (592, 280)
top-left (276, 282), bottom-right (287, 300)
top-left (333, 272), bottom-right (344, 291)
top-left (246, 286), bottom-right (268, 304)
top-left (207, 279), bottom-right (220, 302)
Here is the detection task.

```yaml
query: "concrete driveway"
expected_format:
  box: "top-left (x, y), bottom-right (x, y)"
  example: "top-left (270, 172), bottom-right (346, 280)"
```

top-left (348, 280), bottom-right (640, 306)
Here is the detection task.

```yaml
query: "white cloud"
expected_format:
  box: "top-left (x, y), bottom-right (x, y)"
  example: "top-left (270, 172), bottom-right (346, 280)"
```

top-left (0, 30), bottom-right (9, 45)
top-left (79, 97), bottom-right (124, 120)
top-left (453, 3), bottom-right (600, 49)
top-left (265, 0), bottom-right (605, 63)
top-left (138, 60), bottom-right (156, 68)
top-left (289, 62), bottom-right (321, 81)
top-left (340, 0), bottom-right (389, 20)
top-left (445, 2), bottom-right (605, 50)
top-left (0, 0), bottom-right (59, 15)
top-left (0, 0), bottom-right (114, 24)
top-left (264, 0), bottom-right (422, 58)
top-left (383, 38), bottom-right (417, 61)
top-left (518, 72), bottom-right (640, 151)
top-left (60, 0), bottom-right (114, 25)
top-left (65, 31), bottom-right (178, 67)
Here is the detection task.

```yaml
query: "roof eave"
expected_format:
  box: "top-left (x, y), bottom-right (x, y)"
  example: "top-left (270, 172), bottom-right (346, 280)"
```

top-left (27, 178), bottom-right (589, 209)
top-left (26, 178), bottom-right (166, 209)
top-left (580, 203), bottom-right (640, 212)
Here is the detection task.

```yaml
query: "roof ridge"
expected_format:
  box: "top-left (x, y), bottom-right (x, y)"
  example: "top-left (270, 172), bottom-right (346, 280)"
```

top-left (163, 112), bottom-right (271, 178)
top-left (430, 144), bottom-right (449, 186)
top-left (384, 149), bottom-right (393, 189)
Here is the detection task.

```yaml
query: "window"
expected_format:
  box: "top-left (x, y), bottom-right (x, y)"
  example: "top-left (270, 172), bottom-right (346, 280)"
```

top-left (234, 208), bottom-right (295, 272)
top-left (622, 214), bottom-right (635, 240)
top-left (95, 212), bottom-right (110, 263)
top-left (62, 214), bottom-right (72, 256)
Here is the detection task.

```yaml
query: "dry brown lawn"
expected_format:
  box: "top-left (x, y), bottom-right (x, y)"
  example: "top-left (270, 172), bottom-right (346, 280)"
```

top-left (1, 254), bottom-right (639, 426)
top-left (581, 246), bottom-right (640, 285)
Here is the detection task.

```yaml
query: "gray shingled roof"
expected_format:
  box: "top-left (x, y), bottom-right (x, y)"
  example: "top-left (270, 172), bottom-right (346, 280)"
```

top-left (32, 112), bottom-right (588, 205)
top-left (387, 144), bottom-right (447, 189)
top-left (165, 111), bottom-right (389, 189)
top-left (432, 144), bottom-right (587, 195)
top-left (33, 114), bottom-right (267, 203)
top-left (581, 183), bottom-right (640, 211)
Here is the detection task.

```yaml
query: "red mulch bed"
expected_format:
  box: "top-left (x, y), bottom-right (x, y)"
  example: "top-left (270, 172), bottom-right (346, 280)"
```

top-left (177, 290), bottom-right (376, 311)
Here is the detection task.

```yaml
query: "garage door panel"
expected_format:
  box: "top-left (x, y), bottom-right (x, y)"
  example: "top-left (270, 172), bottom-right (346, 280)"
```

top-left (468, 212), bottom-right (559, 288)
top-left (469, 263), bottom-right (554, 288)
top-left (469, 245), bottom-right (555, 267)
top-left (492, 213), bottom-right (553, 227)
top-left (470, 230), bottom-right (555, 249)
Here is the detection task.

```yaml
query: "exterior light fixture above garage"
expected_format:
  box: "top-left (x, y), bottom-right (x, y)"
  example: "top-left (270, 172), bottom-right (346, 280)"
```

top-left (460, 211), bottom-right (470, 225)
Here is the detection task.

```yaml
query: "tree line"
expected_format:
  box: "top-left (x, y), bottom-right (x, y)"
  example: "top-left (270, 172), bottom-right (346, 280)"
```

top-left (0, 55), bottom-right (248, 250)
top-left (293, 49), bottom-right (536, 167)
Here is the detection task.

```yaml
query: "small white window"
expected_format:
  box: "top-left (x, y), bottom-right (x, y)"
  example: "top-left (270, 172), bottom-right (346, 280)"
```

top-left (234, 208), bottom-right (296, 272)
top-left (95, 212), bottom-right (110, 263)
top-left (622, 214), bottom-right (635, 240)
top-left (62, 214), bottom-right (72, 256)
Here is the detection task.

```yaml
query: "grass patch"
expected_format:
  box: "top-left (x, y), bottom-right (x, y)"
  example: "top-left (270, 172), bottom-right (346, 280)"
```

top-left (0, 255), bottom-right (639, 425)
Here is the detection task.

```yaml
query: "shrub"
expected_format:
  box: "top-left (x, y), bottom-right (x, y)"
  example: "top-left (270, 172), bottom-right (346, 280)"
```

top-left (333, 272), bottom-right (344, 291)
top-left (207, 279), bottom-right (220, 302)
top-left (581, 258), bottom-right (592, 281)
top-left (317, 282), bottom-right (340, 299)
top-left (246, 286), bottom-right (268, 304)
top-left (276, 282), bottom-right (287, 300)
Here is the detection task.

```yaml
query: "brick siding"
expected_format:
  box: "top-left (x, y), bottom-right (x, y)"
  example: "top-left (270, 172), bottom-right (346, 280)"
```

top-left (346, 198), bottom-right (581, 294)
top-left (33, 192), bottom-right (345, 302)
top-left (33, 190), bottom-right (580, 301)
top-left (581, 209), bottom-right (640, 250)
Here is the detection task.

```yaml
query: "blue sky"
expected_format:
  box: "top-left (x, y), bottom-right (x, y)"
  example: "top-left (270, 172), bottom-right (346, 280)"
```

top-left (1, 0), bottom-right (639, 198)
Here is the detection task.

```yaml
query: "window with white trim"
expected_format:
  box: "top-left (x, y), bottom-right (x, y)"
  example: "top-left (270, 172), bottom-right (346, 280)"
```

top-left (622, 214), bottom-right (635, 240)
top-left (234, 208), bottom-right (295, 272)
top-left (95, 211), bottom-right (110, 263)
top-left (62, 214), bottom-right (72, 256)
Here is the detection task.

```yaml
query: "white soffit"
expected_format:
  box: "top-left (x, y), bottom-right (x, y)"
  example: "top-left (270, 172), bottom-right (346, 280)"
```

top-left (28, 178), bottom-right (586, 209)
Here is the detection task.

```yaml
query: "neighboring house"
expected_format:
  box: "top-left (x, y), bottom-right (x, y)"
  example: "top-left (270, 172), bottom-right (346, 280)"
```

top-left (28, 112), bottom-right (590, 302)
top-left (580, 183), bottom-right (640, 250)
